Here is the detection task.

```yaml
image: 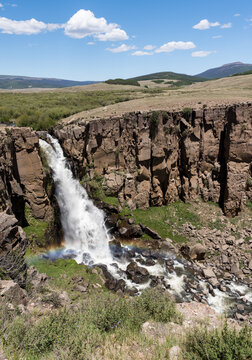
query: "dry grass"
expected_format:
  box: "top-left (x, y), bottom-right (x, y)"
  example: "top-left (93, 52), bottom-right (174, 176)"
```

top-left (61, 74), bottom-right (252, 124)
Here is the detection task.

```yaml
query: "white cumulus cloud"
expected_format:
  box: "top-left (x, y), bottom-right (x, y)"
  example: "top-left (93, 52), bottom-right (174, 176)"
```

top-left (212, 35), bottom-right (222, 38)
top-left (107, 44), bottom-right (136, 53)
top-left (64, 9), bottom-right (128, 41)
top-left (0, 3), bottom-right (3, 8)
top-left (191, 50), bottom-right (216, 57)
top-left (95, 28), bottom-right (128, 41)
top-left (132, 50), bottom-right (153, 56)
top-left (221, 22), bottom-right (232, 28)
top-left (234, 14), bottom-right (240, 17)
top-left (47, 23), bottom-right (63, 31)
top-left (0, 17), bottom-right (50, 34)
top-left (144, 44), bottom-right (155, 50)
top-left (193, 19), bottom-right (220, 30)
top-left (155, 41), bottom-right (196, 53)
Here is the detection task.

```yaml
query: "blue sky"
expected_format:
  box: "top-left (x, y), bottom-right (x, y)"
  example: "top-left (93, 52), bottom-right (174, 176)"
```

top-left (0, 0), bottom-right (251, 80)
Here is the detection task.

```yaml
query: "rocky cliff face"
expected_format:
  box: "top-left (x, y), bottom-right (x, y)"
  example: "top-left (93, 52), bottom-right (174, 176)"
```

top-left (0, 127), bottom-right (52, 223)
top-left (0, 127), bottom-right (54, 286)
top-left (0, 212), bottom-right (27, 287)
top-left (54, 103), bottom-right (252, 217)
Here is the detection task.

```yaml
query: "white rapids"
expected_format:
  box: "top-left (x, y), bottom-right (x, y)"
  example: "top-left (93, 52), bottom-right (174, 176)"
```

top-left (39, 135), bottom-right (112, 265)
top-left (39, 135), bottom-right (252, 316)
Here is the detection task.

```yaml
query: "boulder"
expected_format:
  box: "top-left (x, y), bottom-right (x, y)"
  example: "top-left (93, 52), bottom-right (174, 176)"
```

top-left (101, 265), bottom-right (126, 292)
top-left (140, 225), bottom-right (162, 240)
top-left (180, 243), bottom-right (206, 261)
top-left (189, 244), bottom-right (206, 260)
top-left (231, 263), bottom-right (240, 275)
top-left (126, 262), bottom-right (150, 284)
top-left (27, 266), bottom-right (48, 289)
top-left (0, 280), bottom-right (28, 305)
top-left (118, 224), bottom-right (143, 238)
top-left (248, 259), bottom-right (252, 271)
top-left (203, 268), bottom-right (216, 279)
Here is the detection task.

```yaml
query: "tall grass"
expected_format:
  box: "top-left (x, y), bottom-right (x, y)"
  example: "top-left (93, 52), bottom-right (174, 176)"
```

top-left (0, 90), bottom-right (138, 130)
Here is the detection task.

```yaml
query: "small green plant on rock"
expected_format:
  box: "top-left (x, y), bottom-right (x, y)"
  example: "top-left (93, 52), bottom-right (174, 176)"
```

top-left (182, 107), bottom-right (192, 120)
top-left (150, 111), bottom-right (160, 127)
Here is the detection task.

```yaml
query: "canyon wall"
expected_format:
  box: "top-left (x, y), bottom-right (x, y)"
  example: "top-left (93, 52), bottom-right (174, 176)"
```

top-left (0, 103), bottom-right (251, 221)
top-left (0, 128), bottom-right (53, 285)
top-left (54, 103), bottom-right (252, 217)
top-left (0, 127), bottom-right (52, 223)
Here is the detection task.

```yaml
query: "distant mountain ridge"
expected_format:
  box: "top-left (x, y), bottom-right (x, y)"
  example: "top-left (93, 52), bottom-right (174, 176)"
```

top-left (196, 62), bottom-right (252, 79)
top-left (0, 75), bottom-right (99, 89)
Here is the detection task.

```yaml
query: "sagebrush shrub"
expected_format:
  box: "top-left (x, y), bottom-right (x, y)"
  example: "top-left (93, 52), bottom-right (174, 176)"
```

top-left (184, 323), bottom-right (252, 360)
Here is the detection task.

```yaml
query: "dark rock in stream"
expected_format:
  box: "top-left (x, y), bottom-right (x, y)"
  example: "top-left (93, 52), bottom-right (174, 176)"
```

top-left (126, 262), bottom-right (150, 284)
top-left (127, 250), bottom-right (136, 258)
top-left (82, 253), bottom-right (94, 266)
top-left (105, 214), bottom-right (119, 232)
top-left (100, 265), bottom-right (126, 292)
top-left (138, 258), bottom-right (156, 267)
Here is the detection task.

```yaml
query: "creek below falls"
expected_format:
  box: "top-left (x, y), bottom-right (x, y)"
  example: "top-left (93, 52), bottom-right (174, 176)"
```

top-left (39, 135), bottom-right (252, 319)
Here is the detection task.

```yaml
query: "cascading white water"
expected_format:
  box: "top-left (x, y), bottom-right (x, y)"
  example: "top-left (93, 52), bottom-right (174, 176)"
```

top-left (39, 135), bottom-right (252, 316)
top-left (39, 135), bottom-right (112, 265)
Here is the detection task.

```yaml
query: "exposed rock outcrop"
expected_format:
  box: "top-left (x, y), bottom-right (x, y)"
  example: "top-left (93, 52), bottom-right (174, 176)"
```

top-left (0, 127), bottom-right (52, 222)
top-left (0, 212), bottom-right (27, 287)
top-left (0, 279), bottom-right (28, 305)
top-left (55, 103), bottom-right (252, 217)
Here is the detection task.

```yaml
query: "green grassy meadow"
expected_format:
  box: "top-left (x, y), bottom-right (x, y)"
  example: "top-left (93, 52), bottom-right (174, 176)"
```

top-left (0, 89), bottom-right (143, 130)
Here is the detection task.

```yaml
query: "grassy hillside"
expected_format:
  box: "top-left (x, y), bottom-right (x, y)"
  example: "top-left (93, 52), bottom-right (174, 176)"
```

top-left (0, 89), bottom-right (142, 130)
top-left (64, 74), bottom-right (252, 122)
top-left (0, 75), bottom-right (99, 89)
top-left (128, 71), bottom-right (206, 86)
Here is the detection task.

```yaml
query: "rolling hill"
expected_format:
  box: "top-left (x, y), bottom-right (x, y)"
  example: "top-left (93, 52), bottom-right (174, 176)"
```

top-left (196, 62), bottom-right (252, 79)
top-left (0, 75), bottom-right (99, 89)
top-left (128, 71), bottom-right (206, 86)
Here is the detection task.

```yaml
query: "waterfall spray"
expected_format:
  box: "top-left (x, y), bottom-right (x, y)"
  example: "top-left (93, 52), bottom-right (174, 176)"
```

top-left (39, 135), bottom-right (112, 265)
top-left (39, 134), bottom-right (252, 315)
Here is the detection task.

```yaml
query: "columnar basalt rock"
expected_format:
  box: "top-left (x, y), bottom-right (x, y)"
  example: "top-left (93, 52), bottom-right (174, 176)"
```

top-left (0, 212), bottom-right (28, 287)
top-left (0, 127), bottom-right (52, 221)
top-left (55, 103), bottom-right (252, 217)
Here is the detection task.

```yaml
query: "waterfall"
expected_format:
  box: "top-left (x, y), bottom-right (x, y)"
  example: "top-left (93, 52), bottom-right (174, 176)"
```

top-left (39, 135), bottom-right (252, 316)
top-left (39, 135), bottom-right (112, 265)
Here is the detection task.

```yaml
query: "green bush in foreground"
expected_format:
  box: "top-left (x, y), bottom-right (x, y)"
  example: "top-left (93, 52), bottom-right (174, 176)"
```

top-left (1, 288), bottom-right (251, 359)
top-left (1, 288), bottom-right (180, 359)
top-left (184, 323), bottom-right (252, 360)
